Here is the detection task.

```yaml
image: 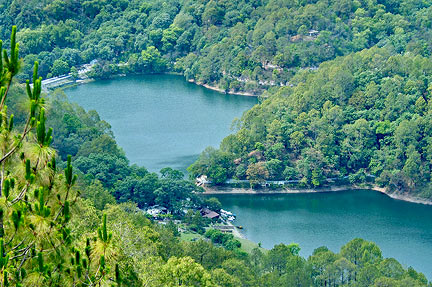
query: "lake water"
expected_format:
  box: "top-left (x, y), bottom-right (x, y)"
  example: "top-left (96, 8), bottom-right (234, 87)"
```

top-left (65, 75), bottom-right (432, 279)
top-left (64, 74), bottom-right (257, 172)
top-left (214, 190), bottom-right (432, 278)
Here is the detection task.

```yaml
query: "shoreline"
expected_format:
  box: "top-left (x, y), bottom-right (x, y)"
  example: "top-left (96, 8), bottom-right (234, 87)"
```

top-left (49, 71), bottom-right (430, 207)
top-left (48, 71), bottom-right (260, 98)
top-left (54, 73), bottom-right (431, 207)
top-left (187, 79), bottom-right (258, 97)
top-left (202, 185), bottom-right (432, 206)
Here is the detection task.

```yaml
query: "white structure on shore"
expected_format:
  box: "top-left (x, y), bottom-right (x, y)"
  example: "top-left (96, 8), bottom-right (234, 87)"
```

top-left (33, 60), bottom-right (98, 92)
top-left (41, 75), bottom-right (74, 91)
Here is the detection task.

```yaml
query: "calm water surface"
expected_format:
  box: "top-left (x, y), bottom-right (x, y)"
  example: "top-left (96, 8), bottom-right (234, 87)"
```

top-left (214, 190), bottom-right (432, 278)
top-left (65, 75), bottom-right (432, 279)
top-left (64, 74), bottom-right (257, 172)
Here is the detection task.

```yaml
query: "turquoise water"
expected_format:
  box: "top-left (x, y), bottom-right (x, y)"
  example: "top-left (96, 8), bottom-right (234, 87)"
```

top-left (64, 75), bottom-right (432, 279)
top-left (213, 190), bottom-right (432, 279)
top-left (64, 74), bottom-right (257, 172)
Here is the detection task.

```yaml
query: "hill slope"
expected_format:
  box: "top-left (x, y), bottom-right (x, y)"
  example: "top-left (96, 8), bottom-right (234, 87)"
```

top-left (1, 0), bottom-right (432, 94)
top-left (190, 48), bottom-right (432, 197)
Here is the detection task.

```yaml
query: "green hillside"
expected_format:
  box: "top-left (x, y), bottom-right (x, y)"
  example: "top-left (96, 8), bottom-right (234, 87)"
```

top-left (1, 0), bottom-right (432, 94)
top-left (190, 48), bottom-right (432, 197)
top-left (0, 0), bottom-right (431, 285)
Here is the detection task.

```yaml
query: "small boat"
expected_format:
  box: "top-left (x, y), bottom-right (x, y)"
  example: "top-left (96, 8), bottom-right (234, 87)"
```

top-left (221, 209), bottom-right (234, 216)
top-left (236, 226), bottom-right (243, 229)
top-left (228, 216), bottom-right (235, 221)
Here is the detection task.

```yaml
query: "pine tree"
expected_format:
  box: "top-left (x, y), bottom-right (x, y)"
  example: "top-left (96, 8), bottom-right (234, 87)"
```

top-left (0, 26), bottom-right (120, 286)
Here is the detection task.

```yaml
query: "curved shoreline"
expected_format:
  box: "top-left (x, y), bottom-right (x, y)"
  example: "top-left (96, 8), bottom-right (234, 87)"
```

top-left (202, 185), bottom-right (432, 206)
top-left (54, 73), bottom-right (431, 207)
top-left (187, 79), bottom-right (259, 97)
top-left (50, 72), bottom-right (261, 98)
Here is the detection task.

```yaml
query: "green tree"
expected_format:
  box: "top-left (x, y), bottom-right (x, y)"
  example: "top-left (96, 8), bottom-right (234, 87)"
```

top-left (160, 256), bottom-right (213, 287)
top-left (51, 59), bottom-right (70, 76)
top-left (188, 147), bottom-right (234, 185)
top-left (141, 46), bottom-right (167, 72)
top-left (204, 197), bottom-right (222, 211)
top-left (0, 26), bottom-right (119, 286)
top-left (70, 66), bottom-right (79, 79)
top-left (265, 243), bottom-right (298, 275)
top-left (82, 180), bottom-right (116, 210)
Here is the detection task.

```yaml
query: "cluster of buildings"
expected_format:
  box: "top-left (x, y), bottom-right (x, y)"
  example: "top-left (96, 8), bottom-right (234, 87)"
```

top-left (144, 205), bottom-right (236, 223)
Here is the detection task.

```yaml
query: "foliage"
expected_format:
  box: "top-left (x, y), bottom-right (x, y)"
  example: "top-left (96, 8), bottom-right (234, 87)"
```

top-left (2, 0), bottom-right (432, 93)
top-left (204, 197), bottom-right (222, 212)
top-left (188, 147), bottom-right (234, 184)
top-left (1, 3), bottom-right (431, 285)
top-left (4, 0), bottom-right (432, 197)
top-left (0, 26), bottom-right (120, 286)
top-left (197, 48), bottom-right (432, 197)
top-left (205, 229), bottom-right (242, 251)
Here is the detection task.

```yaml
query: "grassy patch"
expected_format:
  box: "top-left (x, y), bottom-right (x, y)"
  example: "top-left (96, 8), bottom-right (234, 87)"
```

top-left (236, 237), bottom-right (266, 253)
top-left (180, 232), bottom-right (204, 242)
top-left (180, 229), bottom-right (266, 255)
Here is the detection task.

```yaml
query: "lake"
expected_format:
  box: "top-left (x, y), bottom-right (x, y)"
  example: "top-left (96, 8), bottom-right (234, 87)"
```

top-left (65, 75), bottom-right (432, 279)
top-left (64, 74), bottom-right (257, 172)
top-left (213, 190), bottom-right (432, 278)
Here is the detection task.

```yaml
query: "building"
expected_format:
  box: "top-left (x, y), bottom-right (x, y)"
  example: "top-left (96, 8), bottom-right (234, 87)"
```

top-left (196, 175), bottom-right (211, 186)
top-left (146, 206), bottom-right (168, 217)
top-left (200, 208), bottom-right (220, 220)
top-left (308, 29), bottom-right (319, 37)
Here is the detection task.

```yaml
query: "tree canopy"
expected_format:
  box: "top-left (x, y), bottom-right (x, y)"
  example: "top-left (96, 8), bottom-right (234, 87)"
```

top-left (192, 48), bottom-right (432, 198)
top-left (1, 0), bottom-right (431, 284)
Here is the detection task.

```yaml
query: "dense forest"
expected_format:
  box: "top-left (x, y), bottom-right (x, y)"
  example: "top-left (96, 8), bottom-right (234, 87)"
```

top-left (1, 0), bottom-right (431, 93)
top-left (1, 26), bottom-right (428, 286)
top-left (190, 48), bottom-right (432, 198)
top-left (1, 0), bottom-right (432, 285)
top-left (1, 0), bottom-right (432, 196)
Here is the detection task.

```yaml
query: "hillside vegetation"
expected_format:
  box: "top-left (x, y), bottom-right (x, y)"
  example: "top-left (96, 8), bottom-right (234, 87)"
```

top-left (190, 48), bottom-right (432, 197)
top-left (1, 0), bottom-right (431, 93)
top-left (1, 0), bottom-right (432, 284)
top-left (2, 0), bottom-right (432, 195)
top-left (0, 25), bottom-right (428, 287)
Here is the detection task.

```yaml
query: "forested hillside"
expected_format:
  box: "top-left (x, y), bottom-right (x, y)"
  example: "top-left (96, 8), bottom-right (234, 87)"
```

top-left (190, 48), bottom-right (432, 198)
top-left (3, 0), bottom-right (432, 195)
top-left (1, 0), bottom-right (432, 284)
top-left (1, 25), bottom-right (428, 286)
top-left (1, 0), bottom-right (432, 94)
